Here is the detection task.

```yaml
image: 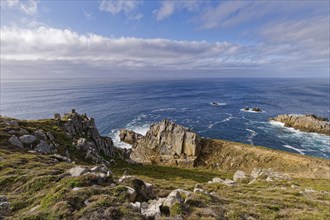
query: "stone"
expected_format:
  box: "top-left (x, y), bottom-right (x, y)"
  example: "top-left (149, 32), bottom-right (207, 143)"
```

top-left (223, 179), bottom-right (237, 187)
top-left (126, 187), bottom-right (137, 202)
top-left (121, 119), bottom-right (201, 167)
top-left (33, 130), bottom-right (48, 140)
top-left (51, 154), bottom-right (69, 162)
top-left (0, 196), bottom-right (10, 217)
top-left (34, 140), bottom-right (56, 154)
top-left (163, 190), bottom-right (183, 208)
top-left (212, 177), bottom-right (224, 183)
top-left (130, 201), bottom-right (141, 211)
top-left (140, 198), bottom-right (165, 218)
top-left (119, 175), bottom-right (156, 202)
top-left (68, 166), bottom-right (89, 177)
top-left (19, 135), bottom-right (37, 145)
top-left (90, 165), bottom-right (108, 174)
top-left (270, 114), bottom-right (330, 135)
top-left (250, 168), bottom-right (290, 181)
top-left (233, 170), bottom-right (247, 181)
top-left (193, 188), bottom-right (204, 193)
top-left (9, 135), bottom-right (23, 148)
top-left (46, 132), bottom-right (55, 141)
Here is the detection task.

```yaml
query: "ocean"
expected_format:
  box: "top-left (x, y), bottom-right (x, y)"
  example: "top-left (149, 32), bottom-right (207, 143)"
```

top-left (1, 78), bottom-right (329, 159)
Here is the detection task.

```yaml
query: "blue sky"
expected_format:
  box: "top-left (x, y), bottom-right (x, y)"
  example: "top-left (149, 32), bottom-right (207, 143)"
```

top-left (1, 0), bottom-right (329, 79)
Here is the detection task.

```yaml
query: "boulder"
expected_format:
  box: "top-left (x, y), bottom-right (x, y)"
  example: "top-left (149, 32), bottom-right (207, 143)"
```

top-left (34, 140), bottom-right (56, 154)
top-left (126, 187), bottom-right (137, 202)
top-left (210, 177), bottom-right (236, 186)
top-left (250, 168), bottom-right (290, 181)
top-left (118, 175), bottom-right (156, 202)
top-left (271, 114), bottom-right (330, 135)
top-left (68, 166), bottom-right (89, 177)
top-left (19, 135), bottom-right (37, 145)
top-left (163, 190), bottom-right (184, 208)
top-left (141, 198), bottom-right (165, 218)
top-left (121, 120), bottom-right (201, 167)
top-left (46, 132), bottom-right (55, 141)
top-left (9, 135), bottom-right (23, 148)
top-left (233, 170), bottom-right (247, 181)
top-left (33, 130), bottom-right (48, 140)
top-left (54, 113), bottom-right (61, 120)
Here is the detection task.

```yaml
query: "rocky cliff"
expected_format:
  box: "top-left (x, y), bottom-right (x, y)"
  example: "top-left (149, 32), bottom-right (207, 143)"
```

top-left (3, 109), bottom-right (115, 164)
top-left (271, 114), bottom-right (330, 135)
top-left (120, 119), bottom-right (201, 167)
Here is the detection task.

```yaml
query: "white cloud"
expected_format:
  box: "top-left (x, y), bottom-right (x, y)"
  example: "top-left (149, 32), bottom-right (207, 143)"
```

top-left (154, 1), bottom-right (201, 21)
top-left (99, 0), bottom-right (142, 19)
top-left (1, 0), bottom-right (38, 15)
top-left (1, 25), bottom-right (328, 78)
top-left (199, 1), bottom-right (329, 29)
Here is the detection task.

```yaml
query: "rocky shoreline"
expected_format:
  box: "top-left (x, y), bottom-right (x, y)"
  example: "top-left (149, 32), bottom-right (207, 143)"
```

top-left (1, 110), bottom-right (330, 219)
top-left (271, 114), bottom-right (330, 135)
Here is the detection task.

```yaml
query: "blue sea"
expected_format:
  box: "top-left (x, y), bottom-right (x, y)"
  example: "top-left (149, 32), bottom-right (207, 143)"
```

top-left (1, 78), bottom-right (329, 159)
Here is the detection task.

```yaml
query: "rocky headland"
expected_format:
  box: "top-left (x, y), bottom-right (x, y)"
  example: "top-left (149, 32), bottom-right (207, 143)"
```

top-left (271, 114), bottom-right (330, 135)
top-left (0, 110), bottom-right (330, 219)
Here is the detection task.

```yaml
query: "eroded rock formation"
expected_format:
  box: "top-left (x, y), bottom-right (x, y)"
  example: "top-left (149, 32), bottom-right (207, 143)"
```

top-left (120, 119), bottom-right (201, 167)
top-left (271, 114), bottom-right (330, 135)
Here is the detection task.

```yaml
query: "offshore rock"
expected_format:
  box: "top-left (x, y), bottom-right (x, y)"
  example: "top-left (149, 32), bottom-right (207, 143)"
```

top-left (120, 119), bottom-right (201, 167)
top-left (271, 114), bottom-right (330, 135)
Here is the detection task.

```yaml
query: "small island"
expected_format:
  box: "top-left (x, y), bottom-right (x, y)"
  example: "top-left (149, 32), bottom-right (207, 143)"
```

top-left (271, 114), bottom-right (330, 135)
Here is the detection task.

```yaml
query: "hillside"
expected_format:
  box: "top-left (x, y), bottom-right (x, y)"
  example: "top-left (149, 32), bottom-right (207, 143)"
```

top-left (0, 111), bottom-right (329, 219)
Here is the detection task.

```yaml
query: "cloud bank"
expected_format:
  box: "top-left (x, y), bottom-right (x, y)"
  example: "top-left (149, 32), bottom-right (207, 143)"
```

top-left (1, 23), bottom-right (328, 79)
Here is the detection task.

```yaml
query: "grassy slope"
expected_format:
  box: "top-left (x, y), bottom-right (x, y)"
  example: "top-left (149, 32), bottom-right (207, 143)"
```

top-left (0, 116), bottom-right (330, 219)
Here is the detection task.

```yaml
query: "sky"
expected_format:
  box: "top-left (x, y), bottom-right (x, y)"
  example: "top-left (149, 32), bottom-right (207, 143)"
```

top-left (0, 0), bottom-right (329, 79)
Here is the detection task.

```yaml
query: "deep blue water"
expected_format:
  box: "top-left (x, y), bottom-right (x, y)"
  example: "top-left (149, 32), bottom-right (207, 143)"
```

top-left (1, 78), bottom-right (329, 159)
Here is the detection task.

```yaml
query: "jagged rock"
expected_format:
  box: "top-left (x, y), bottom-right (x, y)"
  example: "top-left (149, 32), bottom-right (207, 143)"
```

top-left (120, 129), bottom-right (143, 145)
top-left (121, 119), bottom-right (201, 167)
top-left (0, 196), bottom-right (11, 217)
top-left (19, 135), bottom-right (37, 145)
top-left (233, 170), bottom-right (247, 181)
top-left (141, 198), bottom-right (165, 218)
top-left (9, 135), bottom-right (23, 148)
top-left (130, 201), bottom-right (141, 211)
top-left (118, 175), bottom-right (156, 202)
top-left (46, 132), bottom-right (54, 141)
top-left (61, 111), bottom-right (114, 159)
top-left (68, 166), bottom-right (89, 177)
top-left (34, 140), bottom-right (57, 154)
top-left (271, 114), bottom-right (330, 135)
top-left (33, 130), bottom-right (48, 140)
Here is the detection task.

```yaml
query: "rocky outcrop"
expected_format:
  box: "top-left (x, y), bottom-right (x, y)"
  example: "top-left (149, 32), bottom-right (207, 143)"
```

top-left (271, 114), bottom-right (330, 135)
top-left (61, 110), bottom-right (114, 157)
top-left (119, 129), bottom-right (143, 145)
top-left (120, 119), bottom-right (201, 167)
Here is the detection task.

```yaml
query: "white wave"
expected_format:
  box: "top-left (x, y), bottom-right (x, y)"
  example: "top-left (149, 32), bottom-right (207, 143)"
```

top-left (246, 128), bottom-right (258, 145)
top-left (269, 120), bottom-right (285, 127)
top-left (210, 102), bottom-right (227, 106)
top-left (283, 144), bottom-right (305, 155)
top-left (240, 108), bottom-right (265, 113)
top-left (152, 108), bottom-right (176, 112)
top-left (208, 114), bottom-right (234, 129)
